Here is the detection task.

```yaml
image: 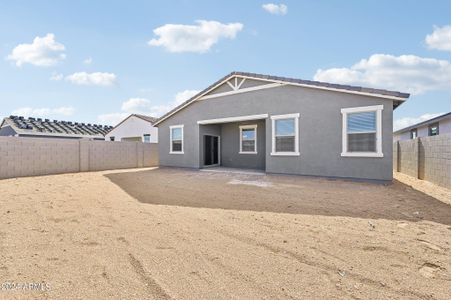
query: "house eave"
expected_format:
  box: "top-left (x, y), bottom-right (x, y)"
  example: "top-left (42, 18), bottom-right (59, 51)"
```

top-left (154, 72), bottom-right (410, 126)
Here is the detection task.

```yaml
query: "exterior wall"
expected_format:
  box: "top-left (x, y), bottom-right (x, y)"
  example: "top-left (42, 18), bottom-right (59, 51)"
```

top-left (158, 84), bottom-right (394, 181)
top-left (394, 133), bottom-right (451, 189)
top-left (418, 126), bottom-right (429, 138)
top-left (105, 116), bottom-right (158, 143)
top-left (393, 131), bottom-right (409, 142)
top-left (0, 136), bottom-right (158, 180)
top-left (220, 120), bottom-right (266, 170)
top-left (440, 118), bottom-right (451, 134)
top-left (394, 116), bottom-right (451, 141)
top-left (0, 125), bottom-right (17, 137)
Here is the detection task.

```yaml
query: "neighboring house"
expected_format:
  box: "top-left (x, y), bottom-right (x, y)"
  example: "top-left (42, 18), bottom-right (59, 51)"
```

top-left (0, 116), bottom-right (112, 140)
top-left (105, 114), bottom-right (158, 143)
top-left (393, 112), bottom-right (451, 141)
top-left (154, 71), bottom-right (410, 182)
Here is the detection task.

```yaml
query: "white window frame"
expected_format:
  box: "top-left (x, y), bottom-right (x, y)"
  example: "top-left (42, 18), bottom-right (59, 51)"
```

top-left (239, 124), bottom-right (257, 154)
top-left (143, 134), bottom-right (151, 143)
top-left (170, 125), bottom-right (184, 154)
top-left (270, 113), bottom-right (300, 156)
top-left (341, 105), bottom-right (383, 158)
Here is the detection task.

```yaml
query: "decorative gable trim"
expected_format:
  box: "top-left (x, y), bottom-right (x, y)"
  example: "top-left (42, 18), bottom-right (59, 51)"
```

top-left (154, 73), bottom-right (409, 126)
top-left (199, 82), bottom-right (285, 100)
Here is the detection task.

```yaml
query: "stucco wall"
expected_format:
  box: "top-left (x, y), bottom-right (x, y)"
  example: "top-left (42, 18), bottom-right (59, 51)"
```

top-left (220, 120), bottom-right (266, 170)
top-left (0, 125), bottom-right (17, 137)
top-left (394, 134), bottom-right (451, 189)
top-left (105, 115), bottom-right (158, 143)
top-left (0, 136), bottom-right (158, 179)
top-left (157, 84), bottom-right (395, 181)
top-left (394, 117), bottom-right (451, 141)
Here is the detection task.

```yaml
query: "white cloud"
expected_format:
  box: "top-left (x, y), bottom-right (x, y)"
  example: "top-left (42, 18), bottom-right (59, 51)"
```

top-left (174, 89), bottom-right (199, 104)
top-left (98, 89), bottom-right (200, 125)
top-left (313, 54), bottom-right (451, 95)
top-left (6, 33), bottom-right (66, 67)
top-left (50, 72), bottom-right (64, 81)
top-left (65, 72), bottom-right (116, 86)
top-left (425, 25), bottom-right (451, 51)
top-left (11, 106), bottom-right (75, 118)
top-left (83, 57), bottom-right (93, 65)
top-left (262, 3), bottom-right (288, 15)
top-left (121, 98), bottom-right (152, 113)
top-left (148, 20), bottom-right (243, 53)
top-left (394, 112), bottom-right (446, 131)
top-left (97, 112), bottom-right (129, 126)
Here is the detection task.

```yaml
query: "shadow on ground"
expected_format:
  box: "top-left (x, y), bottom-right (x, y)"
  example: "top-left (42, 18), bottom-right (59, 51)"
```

top-left (105, 167), bottom-right (451, 225)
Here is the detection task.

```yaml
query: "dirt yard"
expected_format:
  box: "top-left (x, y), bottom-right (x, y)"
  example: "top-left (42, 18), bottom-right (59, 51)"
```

top-left (0, 167), bottom-right (450, 299)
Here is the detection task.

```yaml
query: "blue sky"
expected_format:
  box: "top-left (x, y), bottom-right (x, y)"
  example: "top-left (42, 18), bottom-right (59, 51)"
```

top-left (0, 1), bottom-right (450, 129)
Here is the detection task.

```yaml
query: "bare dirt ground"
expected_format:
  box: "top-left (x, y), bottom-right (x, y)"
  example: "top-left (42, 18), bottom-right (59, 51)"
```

top-left (394, 171), bottom-right (451, 206)
top-left (0, 167), bottom-right (450, 300)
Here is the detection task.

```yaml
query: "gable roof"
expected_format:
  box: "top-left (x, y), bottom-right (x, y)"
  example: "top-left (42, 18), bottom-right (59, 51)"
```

top-left (134, 114), bottom-right (158, 123)
top-left (107, 114), bottom-right (157, 135)
top-left (394, 112), bottom-right (451, 134)
top-left (2, 116), bottom-right (113, 138)
top-left (154, 71), bottom-right (410, 126)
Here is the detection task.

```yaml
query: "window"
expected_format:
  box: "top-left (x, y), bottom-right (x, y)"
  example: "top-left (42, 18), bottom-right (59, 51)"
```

top-left (170, 125), bottom-right (184, 154)
top-left (143, 134), bottom-right (151, 143)
top-left (239, 125), bottom-right (257, 154)
top-left (410, 129), bottom-right (417, 139)
top-left (428, 123), bottom-right (439, 136)
top-left (110, 136), bottom-right (115, 141)
top-left (271, 113), bottom-right (300, 156)
top-left (341, 105), bottom-right (383, 157)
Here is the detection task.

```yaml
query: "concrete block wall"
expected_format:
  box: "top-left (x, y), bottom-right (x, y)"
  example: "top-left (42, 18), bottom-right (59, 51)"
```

top-left (418, 134), bottom-right (451, 188)
top-left (397, 139), bottom-right (418, 178)
top-left (394, 133), bottom-right (451, 189)
top-left (0, 136), bottom-right (159, 180)
top-left (88, 141), bottom-right (139, 171)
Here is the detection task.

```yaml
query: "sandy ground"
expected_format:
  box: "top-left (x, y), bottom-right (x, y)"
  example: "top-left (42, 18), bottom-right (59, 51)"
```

top-left (394, 172), bottom-right (451, 206)
top-left (0, 167), bottom-right (450, 300)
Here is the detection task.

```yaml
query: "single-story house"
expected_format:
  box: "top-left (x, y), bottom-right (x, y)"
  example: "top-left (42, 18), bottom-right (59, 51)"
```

top-left (393, 112), bottom-right (451, 141)
top-left (0, 116), bottom-right (112, 140)
top-left (105, 114), bottom-right (158, 143)
top-left (154, 72), bottom-right (410, 182)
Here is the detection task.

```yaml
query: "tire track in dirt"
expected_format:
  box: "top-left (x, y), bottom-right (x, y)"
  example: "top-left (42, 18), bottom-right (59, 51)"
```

top-left (217, 230), bottom-right (433, 300)
top-left (128, 253), bottom-right (173, 300)
top-left (202, 252), bottom-right (287, 299)
top-left (159, 216), bottom-right (283, 298)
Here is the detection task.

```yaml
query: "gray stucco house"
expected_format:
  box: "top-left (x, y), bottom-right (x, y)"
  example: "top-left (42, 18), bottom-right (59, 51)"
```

top-left (154, 72), bottom-right (410, 181)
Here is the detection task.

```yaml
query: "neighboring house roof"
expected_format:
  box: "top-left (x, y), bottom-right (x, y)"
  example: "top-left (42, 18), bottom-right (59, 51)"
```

top-left (154, 71), bottom-right (411, 126)
top-left (1, 116), bottom-right (113, 138)
top-left (107, 114), bottom-right (157, 135)
top-left (394, 112), bottom-right (451, 134)
top-left (133, 114), bottom-right (158, 124)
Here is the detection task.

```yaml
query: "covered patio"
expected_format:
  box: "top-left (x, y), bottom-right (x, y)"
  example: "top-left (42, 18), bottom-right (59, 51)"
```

top-left (197, 114), bottom-right (268, 170)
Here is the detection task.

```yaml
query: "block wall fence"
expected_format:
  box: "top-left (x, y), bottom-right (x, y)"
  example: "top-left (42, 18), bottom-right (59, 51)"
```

top-left (393, 133), bottom-right (451, 189)
top-left (0, 136), bottom-right (159, 179)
